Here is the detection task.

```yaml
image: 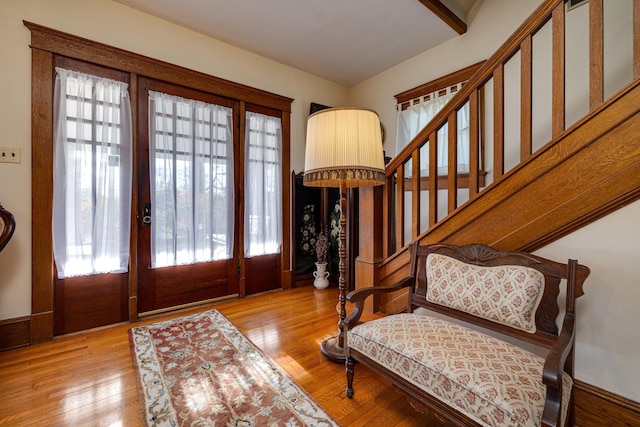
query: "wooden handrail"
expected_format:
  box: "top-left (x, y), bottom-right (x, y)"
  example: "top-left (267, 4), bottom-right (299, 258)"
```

top-left (0, 203), bottom-right (16, 252)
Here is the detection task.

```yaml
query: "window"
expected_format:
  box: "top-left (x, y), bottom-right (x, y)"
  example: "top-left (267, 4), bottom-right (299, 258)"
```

top-left (394, 61), bottom-right (485, 177)
top-left (52, 67), bottom-right (133, 278)
top-left (244, 111), bottom-right (283, 257)
top-left (397, 83), bottom-right (469, 175)
top-left (396, 82), bottom-right (462, 153)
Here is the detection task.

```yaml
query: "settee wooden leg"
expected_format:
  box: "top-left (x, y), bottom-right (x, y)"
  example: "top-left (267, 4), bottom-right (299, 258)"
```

top-left (346, 357), bottom-right (354, 398)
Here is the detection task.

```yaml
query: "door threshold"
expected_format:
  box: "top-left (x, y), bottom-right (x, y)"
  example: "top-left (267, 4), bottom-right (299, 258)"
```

top-left (139, 294), bottom-right (240, 318)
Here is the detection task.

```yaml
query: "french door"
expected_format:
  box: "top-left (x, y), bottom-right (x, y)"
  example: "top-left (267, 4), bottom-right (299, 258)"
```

top-left (52, 60), bottom-right (132, 335)
top-left (136, 78), bottom-right (283, 313)
top-left (137, 78), bottom-right (238, 313)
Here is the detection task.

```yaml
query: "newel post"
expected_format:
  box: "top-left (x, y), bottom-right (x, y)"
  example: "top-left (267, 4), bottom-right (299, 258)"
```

top-left (355, 185), bottom-right (384, 312)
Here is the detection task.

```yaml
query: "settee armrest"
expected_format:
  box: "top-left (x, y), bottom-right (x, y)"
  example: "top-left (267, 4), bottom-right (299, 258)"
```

top-left (540, 312), bottom-right (575, 426)
top-left (543, 312), bottom-right (575, 388)
top-left (344, 276), bottom-right (415, 329)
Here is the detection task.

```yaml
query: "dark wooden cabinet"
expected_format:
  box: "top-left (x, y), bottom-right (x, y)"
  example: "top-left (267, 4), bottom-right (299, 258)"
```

top-left (292, 172), bottom-right (358, 290)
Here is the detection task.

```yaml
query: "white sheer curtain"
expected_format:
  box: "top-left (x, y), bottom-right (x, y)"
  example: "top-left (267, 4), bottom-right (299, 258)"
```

top-left (396, 83), bottom-right (469, 175)
top-left (244, 112), bottom-right (282, 257)
top-left (52, 67), bottom-right (132, 278)
top-left (148, 91), bottom-right (234, 268)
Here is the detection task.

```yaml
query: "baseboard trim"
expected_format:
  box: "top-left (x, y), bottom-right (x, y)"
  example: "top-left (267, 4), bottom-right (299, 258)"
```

top-left (0, 316), bottom-right (30, 350)
top-left (574, 379), bottom-right (640, 426)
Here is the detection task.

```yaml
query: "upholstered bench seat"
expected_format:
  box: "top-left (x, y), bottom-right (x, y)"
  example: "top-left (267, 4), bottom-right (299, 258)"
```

top-left (348, 313), bottom-right (572, 427)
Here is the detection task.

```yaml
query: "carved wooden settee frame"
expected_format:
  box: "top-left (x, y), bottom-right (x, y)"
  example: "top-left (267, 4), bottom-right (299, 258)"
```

top-left (0, 203), bottom-right (15, 252)
top-left (343, 243), bottom-right (590, 427)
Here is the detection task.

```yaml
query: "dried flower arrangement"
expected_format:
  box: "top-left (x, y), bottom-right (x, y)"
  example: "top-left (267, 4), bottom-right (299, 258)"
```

top-left (315, 230), bottom-right (329, 264)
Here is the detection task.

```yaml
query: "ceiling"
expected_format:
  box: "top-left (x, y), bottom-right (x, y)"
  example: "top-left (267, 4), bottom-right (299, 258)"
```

top-left (114, 0), bottom-right (478, 87)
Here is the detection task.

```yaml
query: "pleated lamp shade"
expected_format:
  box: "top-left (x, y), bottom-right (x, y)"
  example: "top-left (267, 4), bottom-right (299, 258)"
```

top-left (303, 107), bottom-right (386, 188)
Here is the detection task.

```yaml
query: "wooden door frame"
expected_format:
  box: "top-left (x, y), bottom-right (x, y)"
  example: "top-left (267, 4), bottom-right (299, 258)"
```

top-left (241, 103), bottom-right (289, 295)
top-left (48, 56), bottom-right (132, 335)
top-left (26, 21), bottom-right (293, 343)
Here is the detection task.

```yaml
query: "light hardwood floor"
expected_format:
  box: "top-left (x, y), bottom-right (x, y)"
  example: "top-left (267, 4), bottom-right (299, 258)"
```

top-left (0, 286), bottom-right (450, 426)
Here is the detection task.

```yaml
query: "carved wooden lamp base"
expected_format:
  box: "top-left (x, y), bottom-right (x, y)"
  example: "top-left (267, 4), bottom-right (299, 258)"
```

top-left (320, 335), bottom-right (347, 363)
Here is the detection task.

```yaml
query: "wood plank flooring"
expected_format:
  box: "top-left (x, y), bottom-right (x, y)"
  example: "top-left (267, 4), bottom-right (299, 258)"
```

top-left (0, 286), bottom-right (450, 426)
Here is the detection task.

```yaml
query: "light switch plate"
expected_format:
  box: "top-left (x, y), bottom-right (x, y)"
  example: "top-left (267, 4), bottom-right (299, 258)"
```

top-left (0, 146), bottom-right (21, 164)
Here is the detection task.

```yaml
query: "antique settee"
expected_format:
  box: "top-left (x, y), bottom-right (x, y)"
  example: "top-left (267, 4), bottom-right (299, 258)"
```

top-left (343, 243), bottom-right (590, 427)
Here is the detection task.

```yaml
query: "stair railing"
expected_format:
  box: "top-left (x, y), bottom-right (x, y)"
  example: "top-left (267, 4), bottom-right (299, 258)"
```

top-left (377, 0), bottom-right (640, 259)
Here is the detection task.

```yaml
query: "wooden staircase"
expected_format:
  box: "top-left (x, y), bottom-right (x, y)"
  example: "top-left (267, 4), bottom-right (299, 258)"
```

top-left (355, 0), bottom-right (640, 313)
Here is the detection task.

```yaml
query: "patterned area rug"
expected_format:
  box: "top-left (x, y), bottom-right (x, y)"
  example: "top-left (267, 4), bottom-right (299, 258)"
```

top-left (129, 310), bottom-right (339, 427)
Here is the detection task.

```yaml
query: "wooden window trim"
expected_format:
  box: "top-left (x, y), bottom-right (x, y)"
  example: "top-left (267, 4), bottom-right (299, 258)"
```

top-left (394, 60), bottom-right (486, 106)
top-left (25, 21), bottom-right (292, 112)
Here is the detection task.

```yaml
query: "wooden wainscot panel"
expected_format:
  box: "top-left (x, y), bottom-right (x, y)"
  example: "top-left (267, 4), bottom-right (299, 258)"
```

top-left (376, 248), bottom-right (414, 314)
top-left (29, 311), bottom-right (53, 344)
top-left (354, 258), bottom-right (379, 313)
top-left (574, 380), bottom-right (640, 426)
top-left (0, 316), bottom-right (30, 350)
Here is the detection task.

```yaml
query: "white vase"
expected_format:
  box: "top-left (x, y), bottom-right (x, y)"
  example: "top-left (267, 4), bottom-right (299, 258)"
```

top-left (313, 262), bottom-right (330, 289)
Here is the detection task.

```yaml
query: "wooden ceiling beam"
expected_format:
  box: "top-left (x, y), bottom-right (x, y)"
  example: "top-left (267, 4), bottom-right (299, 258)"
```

top-left (418, 0), bottom-right (467, 35)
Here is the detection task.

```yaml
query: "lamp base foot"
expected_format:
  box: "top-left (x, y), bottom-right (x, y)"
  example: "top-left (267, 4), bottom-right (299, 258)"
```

top-left (320, 335), bottom-right (347, 363)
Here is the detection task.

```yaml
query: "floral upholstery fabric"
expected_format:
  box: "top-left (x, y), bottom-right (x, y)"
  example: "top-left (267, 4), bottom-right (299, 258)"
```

top-left (348, 314), bottom-right (572, 427)
top-left (425, 254), bottom-right (545, 333)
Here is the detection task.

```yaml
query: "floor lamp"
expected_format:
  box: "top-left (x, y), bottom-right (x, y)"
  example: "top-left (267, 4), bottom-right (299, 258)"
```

top-left (303, 107), bottom-right (386, 363)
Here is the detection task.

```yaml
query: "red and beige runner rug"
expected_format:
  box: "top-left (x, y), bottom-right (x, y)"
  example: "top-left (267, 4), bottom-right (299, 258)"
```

top-left (129, 309), bottom-right (339, 427)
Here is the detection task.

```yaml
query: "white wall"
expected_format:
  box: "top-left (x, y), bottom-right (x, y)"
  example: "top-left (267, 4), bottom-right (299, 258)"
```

top-left (348, 0), bottom-right (640, 402)
top-left (535, 200), bottom-right (640, 402)
top-left (0, 0), bottom-right (348, 320)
